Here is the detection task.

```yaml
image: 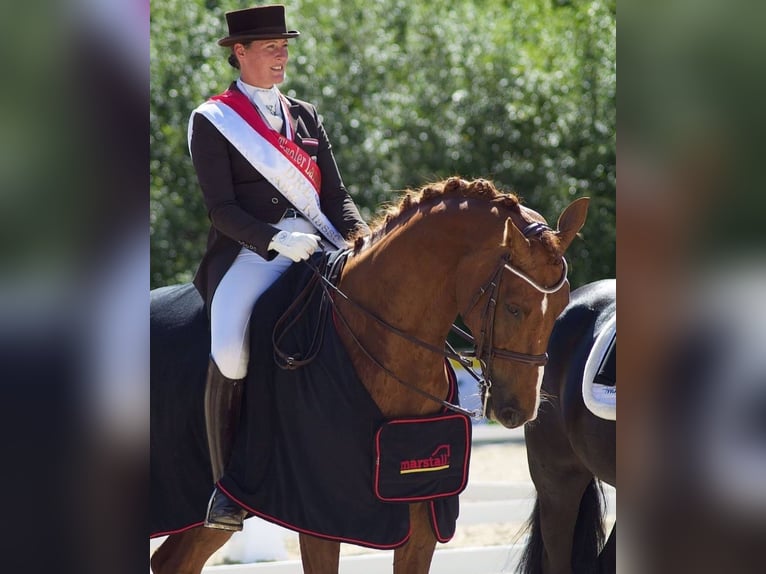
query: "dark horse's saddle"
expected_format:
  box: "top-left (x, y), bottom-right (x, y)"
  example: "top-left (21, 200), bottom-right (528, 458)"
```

top-left (150, 252), bottom-right (461, 548)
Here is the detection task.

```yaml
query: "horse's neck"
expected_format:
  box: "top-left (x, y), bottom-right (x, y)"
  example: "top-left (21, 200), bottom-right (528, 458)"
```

top-left (342, 224), bottom-right (467, 342)
top-left (337, 210), bottom-right (495, 416)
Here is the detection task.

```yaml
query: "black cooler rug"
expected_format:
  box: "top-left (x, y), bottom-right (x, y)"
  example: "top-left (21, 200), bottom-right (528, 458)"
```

top-left (150, 251), bottom-right (465, 548)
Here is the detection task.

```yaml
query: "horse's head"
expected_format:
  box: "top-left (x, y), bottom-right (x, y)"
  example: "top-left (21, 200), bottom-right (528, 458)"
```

top-left (456, 197), bottom-right (589, 428)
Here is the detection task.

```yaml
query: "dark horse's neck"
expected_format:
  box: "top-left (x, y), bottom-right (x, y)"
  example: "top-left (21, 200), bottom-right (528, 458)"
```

top-left (336, 197), bottom-right (508, 417)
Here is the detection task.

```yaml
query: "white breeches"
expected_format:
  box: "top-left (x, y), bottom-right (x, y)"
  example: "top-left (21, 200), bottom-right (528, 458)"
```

top-left (210, 216), bottom-right (321, 379)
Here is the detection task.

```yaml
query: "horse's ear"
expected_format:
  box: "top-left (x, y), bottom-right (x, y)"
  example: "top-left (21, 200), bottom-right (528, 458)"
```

top-left (503, 217), bottom-right (531, 251)
top-left (555, 197), bottom-right (590, 253)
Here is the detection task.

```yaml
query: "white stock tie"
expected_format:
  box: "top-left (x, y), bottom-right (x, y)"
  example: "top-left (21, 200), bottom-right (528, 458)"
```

top-left (254, 88), bottom-right (283, 132)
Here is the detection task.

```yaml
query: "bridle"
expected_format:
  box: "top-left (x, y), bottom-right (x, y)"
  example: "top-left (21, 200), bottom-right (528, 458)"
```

top-left (275, 223), bottom-right (568, 419)
top-left (453, 244), bottom-right (568, 416)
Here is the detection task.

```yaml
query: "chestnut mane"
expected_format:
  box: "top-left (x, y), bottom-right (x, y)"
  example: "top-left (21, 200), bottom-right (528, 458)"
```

top-left (353, 177), bottom-right (564, 259)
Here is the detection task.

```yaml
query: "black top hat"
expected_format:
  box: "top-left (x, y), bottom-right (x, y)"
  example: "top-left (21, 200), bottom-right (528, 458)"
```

top-left (218, 5), bottom-right (300, 47)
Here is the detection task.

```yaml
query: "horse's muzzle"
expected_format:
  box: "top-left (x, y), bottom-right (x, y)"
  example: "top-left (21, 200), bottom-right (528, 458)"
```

top-left (495, 406), bottom-right (528, 429)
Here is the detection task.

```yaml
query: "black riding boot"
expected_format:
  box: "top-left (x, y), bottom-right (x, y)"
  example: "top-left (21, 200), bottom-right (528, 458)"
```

top-left (203, 359), bottom-right (248, 531)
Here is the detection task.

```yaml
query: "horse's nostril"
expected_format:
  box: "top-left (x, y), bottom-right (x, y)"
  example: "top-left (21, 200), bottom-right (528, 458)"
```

top-left (498, 407), bottom-right (525, 429)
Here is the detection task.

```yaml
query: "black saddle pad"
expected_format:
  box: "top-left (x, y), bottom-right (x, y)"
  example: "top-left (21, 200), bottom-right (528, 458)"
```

top-left (150, 252), bottom-right (461, 546)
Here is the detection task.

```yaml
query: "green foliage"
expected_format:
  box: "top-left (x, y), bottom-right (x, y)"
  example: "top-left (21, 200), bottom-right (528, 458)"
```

top-left (151, 0), bottom-right (615, 288)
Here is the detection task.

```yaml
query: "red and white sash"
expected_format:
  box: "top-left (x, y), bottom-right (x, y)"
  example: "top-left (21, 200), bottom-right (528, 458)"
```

top-left (189, 89), bottom-right (348, 249)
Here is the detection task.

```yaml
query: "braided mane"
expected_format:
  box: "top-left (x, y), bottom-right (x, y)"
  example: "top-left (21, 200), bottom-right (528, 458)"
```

top-left (353, 177), bottom-right (524, 252)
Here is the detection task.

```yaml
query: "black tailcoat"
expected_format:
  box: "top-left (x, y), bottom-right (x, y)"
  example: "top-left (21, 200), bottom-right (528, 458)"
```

top-left (189, 82), bottom-right (368, 310)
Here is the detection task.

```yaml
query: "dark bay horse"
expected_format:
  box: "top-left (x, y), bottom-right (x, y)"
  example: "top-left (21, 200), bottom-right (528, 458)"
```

top-left (518, 279), bottom-right (616, 574)
top-left (150, 177), bottom-right (589, 574)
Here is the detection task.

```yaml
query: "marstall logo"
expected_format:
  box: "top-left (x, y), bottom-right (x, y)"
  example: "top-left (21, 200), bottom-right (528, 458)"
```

top-left (400, 444), bottom-right (451, 474)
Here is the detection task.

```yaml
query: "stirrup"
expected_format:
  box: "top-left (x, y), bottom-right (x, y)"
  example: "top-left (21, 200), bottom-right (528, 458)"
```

top-left (204, 487), bottom-right (247, 532)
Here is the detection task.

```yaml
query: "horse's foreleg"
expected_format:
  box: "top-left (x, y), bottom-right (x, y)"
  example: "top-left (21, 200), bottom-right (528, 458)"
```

top-left (393, 502), bottom-right (437, 574)
top-left (299, 533), bottom-right (340, 574)
top-left (150, 528), bottom-right (233, 574)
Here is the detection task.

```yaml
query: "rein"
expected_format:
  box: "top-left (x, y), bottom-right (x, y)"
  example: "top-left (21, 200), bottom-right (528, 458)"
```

top-left (309, 261), bottom-right (480, 417)
top-left (273, 222), bottom-right (567, 419)
top-left (277, 232), bottom-right (565, 419)
top-left (271, 263), bottom-right (330, 370)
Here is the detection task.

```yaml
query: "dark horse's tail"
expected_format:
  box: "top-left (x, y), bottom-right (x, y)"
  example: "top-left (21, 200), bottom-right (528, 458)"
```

top-left (517, 479), bottom-right (606, 574)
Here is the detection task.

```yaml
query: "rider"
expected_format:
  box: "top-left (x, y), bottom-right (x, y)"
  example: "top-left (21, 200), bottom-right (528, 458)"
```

top-left (188, 4), bottom-right (369, 531)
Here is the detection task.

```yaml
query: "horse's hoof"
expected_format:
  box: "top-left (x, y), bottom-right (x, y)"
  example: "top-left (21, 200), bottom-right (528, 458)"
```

top-left (204, 487), bottom-right (247, 532)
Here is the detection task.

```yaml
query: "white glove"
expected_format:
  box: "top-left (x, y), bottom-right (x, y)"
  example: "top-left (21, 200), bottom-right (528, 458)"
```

top-left (268, 230), bottom-right (321, 262)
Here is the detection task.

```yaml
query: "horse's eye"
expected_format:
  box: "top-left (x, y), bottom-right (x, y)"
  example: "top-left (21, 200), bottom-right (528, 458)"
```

top-left (505, 303), bottom-right (521, 318)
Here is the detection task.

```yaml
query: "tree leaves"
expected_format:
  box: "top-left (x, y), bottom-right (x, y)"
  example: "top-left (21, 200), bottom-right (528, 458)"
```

top-left (150, 0), bottom-right (614, 288)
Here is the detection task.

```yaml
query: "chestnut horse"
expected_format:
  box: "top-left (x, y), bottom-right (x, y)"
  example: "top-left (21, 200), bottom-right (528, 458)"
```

top-left (150, 177), bottom-right (589, 574)
top-left (518, 279), bottom-right (616, 574)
